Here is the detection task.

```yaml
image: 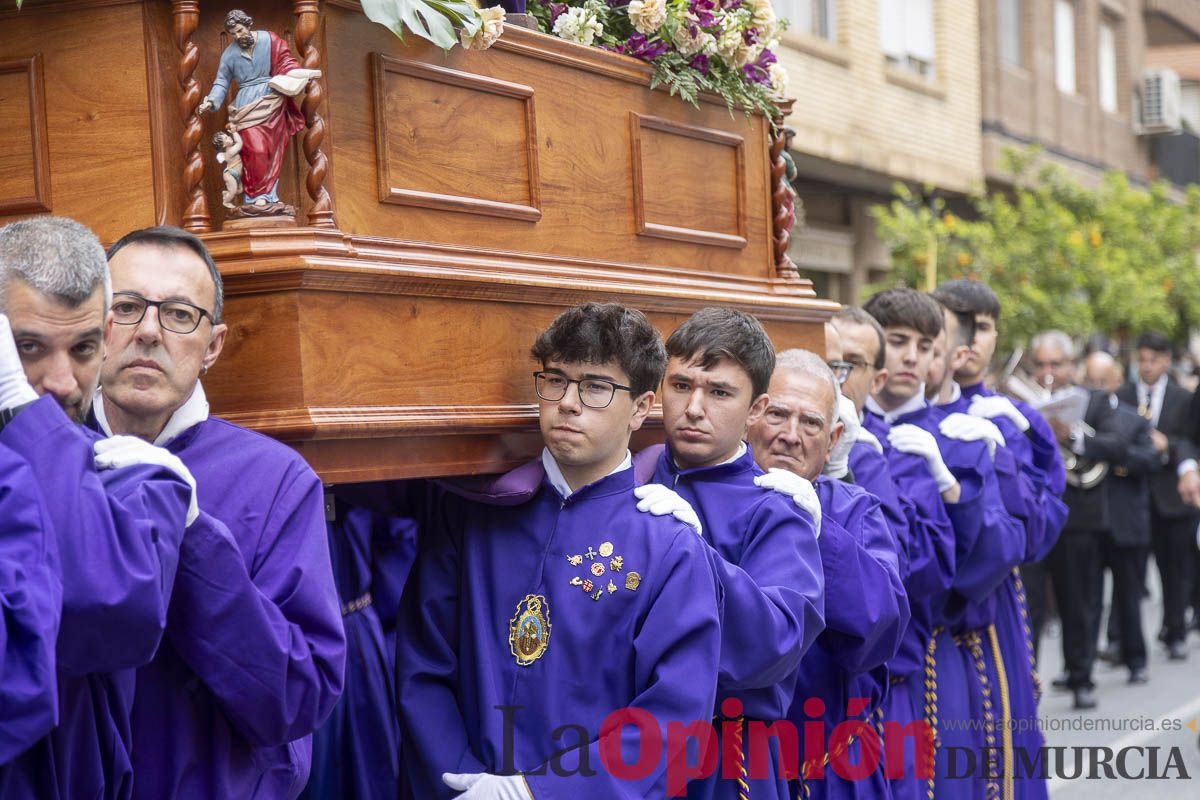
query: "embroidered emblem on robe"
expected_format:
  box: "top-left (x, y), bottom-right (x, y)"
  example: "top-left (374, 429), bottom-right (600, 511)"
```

top-left (509, 594), bottom-right (551, 666)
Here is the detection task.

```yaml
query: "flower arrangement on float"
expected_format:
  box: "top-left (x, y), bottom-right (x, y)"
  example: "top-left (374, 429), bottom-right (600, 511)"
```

top-left (529, 0), bottom-right (789, 117)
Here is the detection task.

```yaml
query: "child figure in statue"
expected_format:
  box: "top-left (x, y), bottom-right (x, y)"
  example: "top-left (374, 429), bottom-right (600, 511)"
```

top-left (212, 124), bottom-right (244, 210)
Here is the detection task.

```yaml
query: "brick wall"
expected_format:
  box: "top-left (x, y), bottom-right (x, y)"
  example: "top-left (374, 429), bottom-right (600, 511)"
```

top-left (777, 0), bottom-right (983, 193)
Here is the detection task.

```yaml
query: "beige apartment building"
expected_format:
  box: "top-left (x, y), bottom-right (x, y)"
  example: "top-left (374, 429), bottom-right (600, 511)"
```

top-left (774, 0), bottom-right (983, 303)
top-left (778, 0), bottom-right (1200, 303)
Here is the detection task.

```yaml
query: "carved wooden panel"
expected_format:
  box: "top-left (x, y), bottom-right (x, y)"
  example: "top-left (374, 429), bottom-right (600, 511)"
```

top-left (372, 53), bottom-right (540, 222)
top-left (0, 55), bottom-right (51, 215)
top-left (629, 112), bottom-right (746, 249)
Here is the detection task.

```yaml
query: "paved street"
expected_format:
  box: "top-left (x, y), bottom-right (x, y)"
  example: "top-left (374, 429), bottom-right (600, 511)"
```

top-left (1034, 568), bottom-right (1200, 798)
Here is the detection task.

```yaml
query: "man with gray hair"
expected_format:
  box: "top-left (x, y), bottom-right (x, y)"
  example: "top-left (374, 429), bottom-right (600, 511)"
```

top-left (746, 348), bottom-right (907, 800)
top-left (0, 216), bottom-right (196, 798)
top-left (1029, 329), bottom-right (1135, 709)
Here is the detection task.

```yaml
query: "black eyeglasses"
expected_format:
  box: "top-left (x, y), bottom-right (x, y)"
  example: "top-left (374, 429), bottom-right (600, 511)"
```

top-left (533, 371), bottom-right (633, 409)
top-left (111, 292), bottom-right (214, 334)
top-left (827, 360), bottom-right (854, 385)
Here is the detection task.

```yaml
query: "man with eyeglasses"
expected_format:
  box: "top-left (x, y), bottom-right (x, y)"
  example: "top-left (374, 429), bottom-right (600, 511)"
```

top-left (393, 302), bottom-right (721, 799)
top-left (93, 226), bottom-right (345, 799)
top-left (746, 348), bottom-right (907, 800)
top-left (0, 216), bottom-right (196, 799)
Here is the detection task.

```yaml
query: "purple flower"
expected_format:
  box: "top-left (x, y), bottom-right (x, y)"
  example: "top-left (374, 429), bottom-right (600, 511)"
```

top-left (627, 32), bottom-right (669, 60)
top-left (549, 3), bottom-right (567, 23)
top-left (689, 0), bottom-right (718, 26)
top-left (720, 0), bottom-right (739, 7)
top-left (743, 27), bottom-right (759, 46)
top-left (755, 48), bottom-right (778, 68)
top-left (742, 63), bottom-right (771, 86)
top-left (690, 53), bottom-right (711, 74)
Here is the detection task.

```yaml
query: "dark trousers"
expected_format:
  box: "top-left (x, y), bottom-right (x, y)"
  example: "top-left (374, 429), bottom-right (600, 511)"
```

top-left (1095, 537), bottom-right (1148, 670)
top-left (1150, 509), bottom-right (1197, 644)
top-left (1047, 528), bottom-right (1103, 689)
top-left (1022, 559), bottom-right (1050, 665)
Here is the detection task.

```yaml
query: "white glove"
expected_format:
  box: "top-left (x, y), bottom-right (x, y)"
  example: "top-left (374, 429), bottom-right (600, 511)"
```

top-left (443, 772), bottom-right (533, 800)
top-left (754, 467), bottom-right (822, 539)
top-left (856, 425), bottom-right (884, 454)
top-left (823, 393), bottom-right (858, 479)
top-left (968, 393), bottom-right (1030, 433)
top-left (888, 424), bottom-right (957, 493)
top-left (0, 312), bottom-right (37, 412)
top-left (94, 435), bottom-right (199, 526)
top-left (938, 412), bottom-right (1005, 460)
top-left (633, 483), bottom-right (702, 536)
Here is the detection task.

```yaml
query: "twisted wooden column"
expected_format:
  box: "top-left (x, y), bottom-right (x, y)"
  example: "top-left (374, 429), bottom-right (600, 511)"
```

top-left (294, 0), bottom-right (336, 228)
top-left (173, 0), bottom-right (211, 232)
top-left (769, 100), bottom-right (797, 280)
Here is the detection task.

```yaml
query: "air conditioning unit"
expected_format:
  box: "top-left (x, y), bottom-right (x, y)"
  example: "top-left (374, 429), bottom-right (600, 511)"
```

top-left (1139, 69), bottom-right (1183, 135)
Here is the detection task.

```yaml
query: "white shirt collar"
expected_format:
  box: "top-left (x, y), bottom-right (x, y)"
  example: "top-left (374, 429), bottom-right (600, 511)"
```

top-left (866, 389), bottom-right (928, 424)
top-left (94, 382), bottom-right (210, 447)
top-left (541, 447), bottom-right (632, 500)
top-left (1138, 374), bottom-right (1168, 397)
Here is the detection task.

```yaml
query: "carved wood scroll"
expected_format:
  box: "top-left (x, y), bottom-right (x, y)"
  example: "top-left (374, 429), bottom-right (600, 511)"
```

top-left (770, 100), bottom-right (797, 279)
top-left (172, 0), bottom-right (211, 233)
top-left (294, 0), bottom-right (336, 228)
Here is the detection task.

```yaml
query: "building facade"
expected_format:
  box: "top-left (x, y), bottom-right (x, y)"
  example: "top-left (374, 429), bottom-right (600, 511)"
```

top-left (775, 0), bottom-right (983, 303)
top-left (779, 0), bottom-right (1200, 304)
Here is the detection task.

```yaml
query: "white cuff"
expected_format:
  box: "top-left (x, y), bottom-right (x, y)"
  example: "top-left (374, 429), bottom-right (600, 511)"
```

top-left (1178, 459), bottom-right (1198, 478)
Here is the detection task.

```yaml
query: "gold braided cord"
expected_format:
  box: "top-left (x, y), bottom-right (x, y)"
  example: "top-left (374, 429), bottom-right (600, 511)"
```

top-left (1009, 569), bottom-right (1042, 703)
top-left (965, 632), bottom-right (999, 800)
top-left (923, 628), bottom-right (942, 800)
top-left (988, 625), bottom-right (1016, 800)
top-left (731, 716), bottom-right (749, 800)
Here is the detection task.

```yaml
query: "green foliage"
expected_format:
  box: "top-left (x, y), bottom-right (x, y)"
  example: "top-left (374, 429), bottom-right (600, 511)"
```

top-left (870, 147), bottom-right (1200, 352)
top-left (361, 0), bottom-right (482, 51)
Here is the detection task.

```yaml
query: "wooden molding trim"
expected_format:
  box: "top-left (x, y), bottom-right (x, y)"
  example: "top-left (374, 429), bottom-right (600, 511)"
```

top-left (199, 228), bottom-right (831, 311)
top-left (0, 55), bottom-right (51, 216)
top-left (629, 112), bottom-right (747, 250)
top-left (372, 53), bottom-right (541, 222)
top-left (219, 403), bottom-right (542, 439)
top-left (0, 0), bottom-right (137, 17)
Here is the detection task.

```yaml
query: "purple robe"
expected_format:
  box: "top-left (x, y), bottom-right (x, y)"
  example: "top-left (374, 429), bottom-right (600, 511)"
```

top-left (0, 444), bottom-right (60, 766)
top-left (395, 463), bottom-right (722, 798)
top-left (0, 396), bottom-right (189, 799)
top-left (641, 443), bottom-right (824, 800)
top-left (118, 415), bottom-right (345, 800)
top-left (953, 387), bottom-right (1068, 800)
top-left (303, 504), bottom-right (403, 800)
top-left (790, 476), bottom-right (908, 800)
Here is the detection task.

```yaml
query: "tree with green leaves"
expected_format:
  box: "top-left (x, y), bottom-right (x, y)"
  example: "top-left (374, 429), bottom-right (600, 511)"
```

top-left (871, 148), bottom-right (1200, 354)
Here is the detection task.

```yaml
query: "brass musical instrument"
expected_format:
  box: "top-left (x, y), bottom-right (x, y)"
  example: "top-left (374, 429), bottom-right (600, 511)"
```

top-left (1000, 348), bottom-right (1108, 490)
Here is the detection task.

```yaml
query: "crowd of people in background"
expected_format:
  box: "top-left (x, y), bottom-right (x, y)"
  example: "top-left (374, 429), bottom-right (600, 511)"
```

top-left (2, 214), bottom-right (1196, 800)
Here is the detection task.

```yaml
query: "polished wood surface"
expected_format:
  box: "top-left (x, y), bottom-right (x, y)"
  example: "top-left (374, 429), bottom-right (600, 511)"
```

top-left (0, 0), bottom-right (836, 481)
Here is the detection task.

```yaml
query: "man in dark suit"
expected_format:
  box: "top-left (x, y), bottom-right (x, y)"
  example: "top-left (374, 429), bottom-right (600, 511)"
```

top-left (1036, 331), bottom-right (1137, 709)
top-left (1117, 331), bottom-right (1199, 660)
top-left (1083, 352), bottom-right (1158, 685)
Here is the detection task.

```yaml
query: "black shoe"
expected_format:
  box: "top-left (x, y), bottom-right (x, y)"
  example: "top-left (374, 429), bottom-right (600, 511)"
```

top-left (1051, 672), bottom-right (1070, 690)
top-left (1073, 687), bottom-right (1098, 710)
top-left (1167, 641), bottom-right (1188, 661)
top-left (1128, 668), bottom-right (1149, 685)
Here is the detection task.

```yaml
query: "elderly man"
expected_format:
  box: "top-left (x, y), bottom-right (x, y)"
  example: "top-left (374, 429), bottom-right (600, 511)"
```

top-left (0, 217), bottom-right (195, 798)
top-left (1029, 331), bottom-right (1135, 709)
top-left (747, 348), bottom-right (907, 800)
top-left (94, 226), bottom-right (345, 798)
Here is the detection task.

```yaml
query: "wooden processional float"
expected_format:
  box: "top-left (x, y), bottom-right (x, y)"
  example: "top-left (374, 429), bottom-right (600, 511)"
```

top-left (0, 0), bottom-right (838, 482)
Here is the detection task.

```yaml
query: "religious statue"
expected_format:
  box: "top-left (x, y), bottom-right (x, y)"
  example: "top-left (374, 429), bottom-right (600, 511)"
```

top-left (198, 9), bottom-right (321, 218)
